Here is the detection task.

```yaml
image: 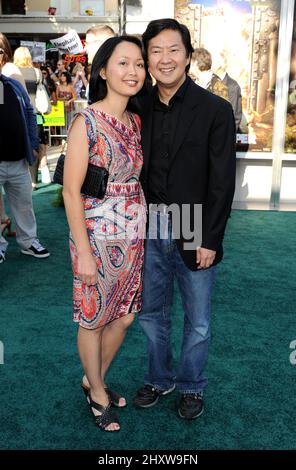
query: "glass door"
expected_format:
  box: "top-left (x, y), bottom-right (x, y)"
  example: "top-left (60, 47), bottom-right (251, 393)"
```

top-left (175, 0), bottom-right (295, 210)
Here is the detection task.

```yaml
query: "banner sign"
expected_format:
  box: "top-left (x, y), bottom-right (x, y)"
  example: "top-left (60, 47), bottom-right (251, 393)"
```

top-left (43, 100), bottom-right (65, 127)
top-left (64, 54), bottom-right (87, 64)
top-left (20, 41), bottom-right (46, 63)
top-left (50, 30), bottom-right (84, 55)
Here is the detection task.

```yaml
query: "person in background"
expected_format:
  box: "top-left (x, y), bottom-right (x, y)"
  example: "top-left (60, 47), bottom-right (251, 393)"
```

top-left (213, 51), bottom-right (242, 131)
top-left (42, 63), bottom-right (60, 146)
top-left (56, 71), bottom-right (76, 131)
top-left (48, 58), bottom-right (67, 85)
top-left (72, 63), bottom-right (88, 99)
top-left (63, 36), bottom-right (146, 431)
top-left (13, 47), bottom-right (39, 108)
top-left (40, 66), bottom-right (57, 102)
top-left (85, 25), bottom-right (116, 65)
top-left (0, 33), bottom-right (23, 237)
top-left (190, 47), bottom-right (229, 102)
top-left (86, 63), bottom-right (92, 83)
top-left (0, 33), bottom-right (26, 89)
top-left (14, 46), bottom-right (51, 187)
top-left (0, 42), bottom-right (50, 263)
top-left (84, 25), bottom-right (116, 101)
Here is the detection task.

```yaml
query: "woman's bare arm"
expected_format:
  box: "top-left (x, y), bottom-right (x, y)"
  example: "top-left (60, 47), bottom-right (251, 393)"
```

top-left (63, 115), bottom-right (97, 285)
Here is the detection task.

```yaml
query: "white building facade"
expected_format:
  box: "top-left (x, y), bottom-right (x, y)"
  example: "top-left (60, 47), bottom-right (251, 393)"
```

top-left (1, 0), bottom-right (296, 210)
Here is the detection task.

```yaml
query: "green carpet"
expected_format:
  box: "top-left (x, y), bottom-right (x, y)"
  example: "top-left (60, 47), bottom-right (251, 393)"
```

top-left (1, 185), bottom-right (296, 450)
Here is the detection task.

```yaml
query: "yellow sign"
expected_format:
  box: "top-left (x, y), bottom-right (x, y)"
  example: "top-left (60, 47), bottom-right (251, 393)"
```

top-left (43, 100), bottom-right (65, 126)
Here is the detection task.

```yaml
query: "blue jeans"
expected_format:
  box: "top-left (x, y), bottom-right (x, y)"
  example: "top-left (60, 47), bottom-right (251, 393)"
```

top-left (139, 212), bottom-right (217, 394)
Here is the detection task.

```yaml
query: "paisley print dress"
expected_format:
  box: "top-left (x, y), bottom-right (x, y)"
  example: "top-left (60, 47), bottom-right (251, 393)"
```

top-left (69, 108), bottom-right (146, 329)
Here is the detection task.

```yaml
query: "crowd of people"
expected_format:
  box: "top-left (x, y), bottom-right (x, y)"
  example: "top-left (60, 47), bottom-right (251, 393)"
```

top-left (0, 20), bottom-right (236, 433)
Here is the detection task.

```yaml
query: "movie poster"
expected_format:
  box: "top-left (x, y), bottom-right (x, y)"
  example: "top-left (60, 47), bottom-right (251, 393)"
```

top-left (20, 40), bottom-right (46, 63)
top-left (175, 0), bottom-right (281, 152)
top-left (285, 2), bottom-right (296, 153)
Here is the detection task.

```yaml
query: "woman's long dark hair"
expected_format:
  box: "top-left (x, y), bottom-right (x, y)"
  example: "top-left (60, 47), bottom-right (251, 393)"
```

top-left (60, 71), bottom-right (72, 85)
top-left (0, 32), bottom-right (13, 66)
top-left (89, 35), bottom-right (149, 105)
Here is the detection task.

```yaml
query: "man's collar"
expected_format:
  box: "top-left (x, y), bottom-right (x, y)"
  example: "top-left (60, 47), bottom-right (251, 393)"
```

top-left (154, 74), bottom-right (190, 106)
top-left (218, 71), bottom-right (227, 81)
top-left (173, 74), bottom-right (190, 100)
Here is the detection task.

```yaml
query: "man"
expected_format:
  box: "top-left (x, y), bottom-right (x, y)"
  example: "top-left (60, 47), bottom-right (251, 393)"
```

top-left (85, 25), bottom-right (116, 65)
top-left (133, 19), bottom-right (236, 419)
top-left (84, 25), bottom-right (116, 101)
top-left (0, 49), bottom-right (50, 263)
top-left (190, 47), bottom-right (229, 102)
top-left (48, 59), bottom-right (67, 84)
top-left (213, 51), bottom-right (242, 131)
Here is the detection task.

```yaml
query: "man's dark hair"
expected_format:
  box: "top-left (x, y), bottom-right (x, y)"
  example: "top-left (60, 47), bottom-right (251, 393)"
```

top-left (89, 35), bottom-right (148, 105)
top-left (142, 18), bottom-right (194, 73)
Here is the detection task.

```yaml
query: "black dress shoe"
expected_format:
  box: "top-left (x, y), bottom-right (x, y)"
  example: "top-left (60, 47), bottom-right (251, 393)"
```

top-left (133, 384), bottom-right (176, 408)
top-left (178, 393), bottom-right (204, 419)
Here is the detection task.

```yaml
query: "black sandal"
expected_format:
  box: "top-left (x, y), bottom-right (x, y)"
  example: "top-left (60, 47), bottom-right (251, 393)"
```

top-left (105, 387), bottom-right (127, 408)
top-left (82, 382), bottom-right (126, 408)
top-left (88, 393), bottom-right (120, 432)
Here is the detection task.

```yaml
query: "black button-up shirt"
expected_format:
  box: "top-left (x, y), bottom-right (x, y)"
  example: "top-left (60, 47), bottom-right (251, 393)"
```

top-left (148, 76), bottom-right (190, 205)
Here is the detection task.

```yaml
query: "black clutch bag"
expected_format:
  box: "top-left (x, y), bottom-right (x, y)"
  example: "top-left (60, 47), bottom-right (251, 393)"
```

top-left (53, 154), bottom-right (109, 199)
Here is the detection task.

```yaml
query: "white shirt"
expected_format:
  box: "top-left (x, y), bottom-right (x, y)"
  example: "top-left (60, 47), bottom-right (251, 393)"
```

top-left (196, 70), bottom-right (213, 90)
top-left (2, 62), bottom-right (27, 90)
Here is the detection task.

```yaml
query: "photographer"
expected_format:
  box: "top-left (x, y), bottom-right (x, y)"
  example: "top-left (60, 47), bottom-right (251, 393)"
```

top-left (72, 63), bottom-right (88, 99)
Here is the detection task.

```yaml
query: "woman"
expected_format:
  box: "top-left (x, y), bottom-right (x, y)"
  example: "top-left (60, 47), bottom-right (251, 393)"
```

top-left (13, 47), bottom-right (39, 109)
top-left (72, 63), bottom-right (88, 99)
top-left (40, 66), bottom-right (57, 102)
top-left (13, 47), bottom-right (51, 187)
top-left (56, 71), bottom-right (76, 131)
top-left (63, 36), bottom-right (147, 432)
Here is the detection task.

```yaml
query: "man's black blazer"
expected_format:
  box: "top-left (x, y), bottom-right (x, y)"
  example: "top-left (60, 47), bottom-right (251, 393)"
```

top-left (135, 77), bottom-right (236, 271)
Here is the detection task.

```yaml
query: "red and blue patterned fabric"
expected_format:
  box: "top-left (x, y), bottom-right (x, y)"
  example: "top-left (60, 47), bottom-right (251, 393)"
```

top-left (69, 108), bottom-right (146, 329)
